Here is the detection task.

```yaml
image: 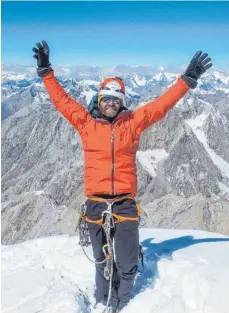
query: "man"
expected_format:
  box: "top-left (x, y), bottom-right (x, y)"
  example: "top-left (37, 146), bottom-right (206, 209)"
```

top-left (32, 41), bottom-right (212, 312)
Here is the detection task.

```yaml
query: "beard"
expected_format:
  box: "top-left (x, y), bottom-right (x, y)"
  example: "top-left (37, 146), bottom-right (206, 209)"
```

top-left (103, 105), bottom-right (119, 117)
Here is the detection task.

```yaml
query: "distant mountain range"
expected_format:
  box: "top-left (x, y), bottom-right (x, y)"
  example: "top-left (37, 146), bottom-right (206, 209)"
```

top-left (1, 66), bottom-right (229, 244)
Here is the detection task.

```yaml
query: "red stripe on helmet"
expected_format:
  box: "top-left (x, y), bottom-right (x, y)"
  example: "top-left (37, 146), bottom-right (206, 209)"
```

top-left (99, 77), bottom-right (125, 92)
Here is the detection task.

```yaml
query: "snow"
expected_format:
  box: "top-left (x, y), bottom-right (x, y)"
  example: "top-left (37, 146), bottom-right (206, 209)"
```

top-left (186, 114), bottom-right (229, 182)
top-left (125, 88), bottom-right (139, 97)
top-left (1, 72), bottom-right (32, 82)
top-left (164, 72), bottom-right (178, 82)
top-left (187, 97), bottom-right (194, 105)
top-left (152, 72), bottom-right (164, 80)
top-left (217, 182), bottom-right (229, 198)
top-left (79, 80), bottom-right (100, 87)
top-left (137, 149), bottom-right (168, 177)
top-left (217, 87), bottom-right (229, 94)
top-left (34, 93), bottom-right (49, 103)
top-left (212, 71), bottom-right (229, 85)
top-left (81, 89), bottom-right (97, 105)
top-left (2, 228), bottom-right (229, 313)
top-left (76, 80), bottom-right (99, 104)
top-left (151, 72), bottom-right (177, 83)
top-left (133, 74), bottom-right (146, 86)
top-left (32, 190), bottom-right (45, 196)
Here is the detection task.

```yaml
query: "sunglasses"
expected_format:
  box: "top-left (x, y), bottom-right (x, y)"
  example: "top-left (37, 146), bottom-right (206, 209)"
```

top-left (101, 96), bottom-right (121, 105)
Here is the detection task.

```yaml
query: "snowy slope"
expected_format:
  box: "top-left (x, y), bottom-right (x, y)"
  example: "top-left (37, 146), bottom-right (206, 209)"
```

top-left (186, 113), bottom-right (229, 182)
top-left (137, 149), bottom-right (168, 177)
top-left (2, 229), bottom-right (229, 313)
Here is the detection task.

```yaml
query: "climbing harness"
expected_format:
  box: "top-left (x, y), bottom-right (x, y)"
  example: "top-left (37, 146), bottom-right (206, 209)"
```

top-left (76, 198), bottom-right (116, 312)
top-left (76, 195), bottom-right (143, 313)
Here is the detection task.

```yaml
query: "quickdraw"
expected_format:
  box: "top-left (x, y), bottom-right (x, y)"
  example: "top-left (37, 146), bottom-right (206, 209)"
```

top-left (77, 202), bottom-right (91, 247)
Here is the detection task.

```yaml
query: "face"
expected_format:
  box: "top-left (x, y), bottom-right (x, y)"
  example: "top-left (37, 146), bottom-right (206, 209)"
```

top-left (99, 96), bottom-right (122, 118)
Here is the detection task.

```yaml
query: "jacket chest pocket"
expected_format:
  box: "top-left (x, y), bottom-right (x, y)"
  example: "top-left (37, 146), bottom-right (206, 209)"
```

top-left (83, 122), bottom-right (111, 153)
top-left (115, 120), bottom-right (137, 154)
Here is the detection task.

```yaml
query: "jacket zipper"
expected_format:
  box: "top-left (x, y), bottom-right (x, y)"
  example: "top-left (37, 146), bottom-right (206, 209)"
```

top-left (111, 124), bottom-right (115, 195)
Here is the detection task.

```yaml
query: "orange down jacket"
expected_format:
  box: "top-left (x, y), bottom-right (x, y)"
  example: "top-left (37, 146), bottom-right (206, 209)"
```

top-left (42, 72), bottom-right (190, 197)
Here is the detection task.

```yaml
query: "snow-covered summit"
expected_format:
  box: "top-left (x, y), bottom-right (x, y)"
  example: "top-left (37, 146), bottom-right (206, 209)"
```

top-left (1, 72), bottom-right (33, 83)
top-left (2, 228), bottom-right (229, 313)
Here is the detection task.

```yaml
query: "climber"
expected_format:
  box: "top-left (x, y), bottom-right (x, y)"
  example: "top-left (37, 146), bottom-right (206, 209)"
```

top-left (32, 40), bottom-right (212, 313)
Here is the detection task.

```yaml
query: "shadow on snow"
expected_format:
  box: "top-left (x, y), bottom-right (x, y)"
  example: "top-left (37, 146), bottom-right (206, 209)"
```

top-left (133, 235), bottom-right (229, 297)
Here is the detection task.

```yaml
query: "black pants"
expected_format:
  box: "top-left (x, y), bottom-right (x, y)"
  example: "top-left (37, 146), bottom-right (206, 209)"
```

top-left (85, 198), bottom-right (139, 310)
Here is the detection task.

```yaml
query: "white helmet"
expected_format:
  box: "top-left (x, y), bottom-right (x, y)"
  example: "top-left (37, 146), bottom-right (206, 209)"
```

top-left (98, 77), bottom-right (126, 106)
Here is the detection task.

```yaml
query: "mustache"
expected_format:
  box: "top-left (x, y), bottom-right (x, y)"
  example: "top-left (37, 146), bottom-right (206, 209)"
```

top-left (105, 105), bottom-right (118, 110)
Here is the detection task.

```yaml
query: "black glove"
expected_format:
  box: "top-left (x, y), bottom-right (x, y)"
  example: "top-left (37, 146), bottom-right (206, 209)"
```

top-left (32, 40), bottom-right (53, 77)
top-left (181, 51), bottom-right (212, 89)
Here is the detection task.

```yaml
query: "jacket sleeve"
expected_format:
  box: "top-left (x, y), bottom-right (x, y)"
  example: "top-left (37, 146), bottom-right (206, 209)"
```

top-left (42, 71), bottom-right (92, 133)
top-left (132, 77), bottom-right (190, 134)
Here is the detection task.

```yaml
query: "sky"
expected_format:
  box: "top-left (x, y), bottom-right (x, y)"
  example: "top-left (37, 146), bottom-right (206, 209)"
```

top-left (1, 1), bottom-right (229, 70)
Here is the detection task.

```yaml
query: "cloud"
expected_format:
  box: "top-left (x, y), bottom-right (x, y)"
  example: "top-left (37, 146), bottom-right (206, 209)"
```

top-left (26, 67), bottom-right (36, 75)
top-left (2, 63), bottom-right (227, 79)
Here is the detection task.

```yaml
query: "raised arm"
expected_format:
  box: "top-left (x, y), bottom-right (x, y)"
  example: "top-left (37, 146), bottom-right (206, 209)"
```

top-left (42, 71), bottom-right (91, 132)
top-left (133, 77), bottom-right (189, 134)
top-left (133, 51), bottom-right (212, 134)
top-left (32, 40), bottom-right (91, 133)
